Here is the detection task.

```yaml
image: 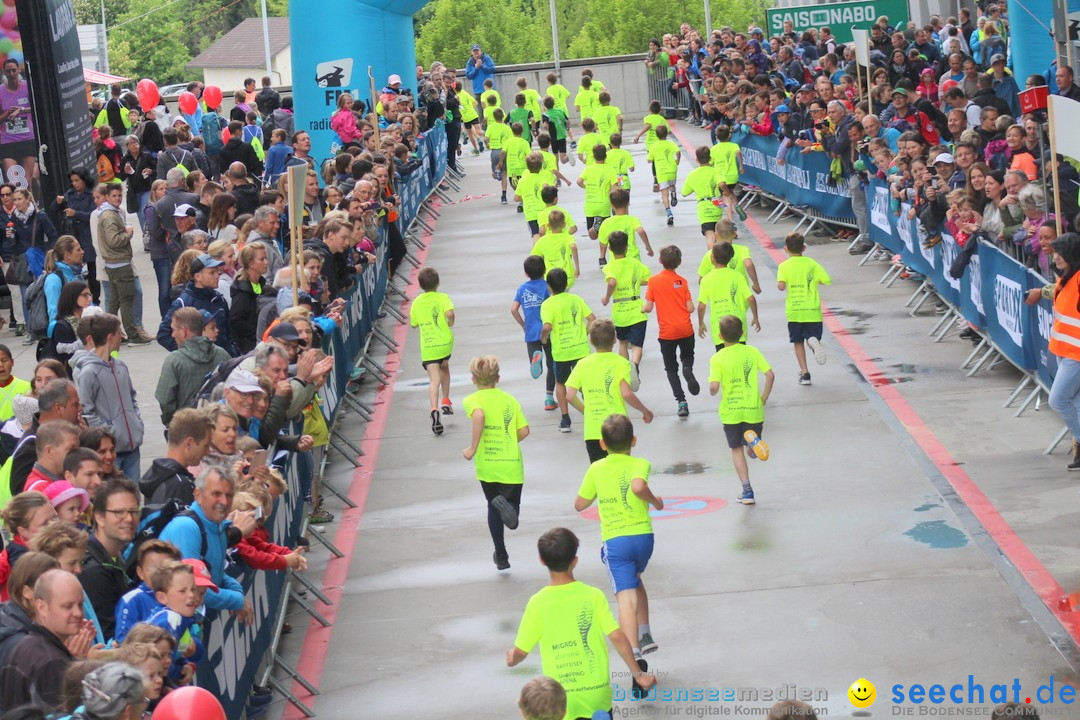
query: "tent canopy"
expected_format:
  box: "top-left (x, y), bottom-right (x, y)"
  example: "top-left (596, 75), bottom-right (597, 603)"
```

top-left (84, 68), bottom-right (130, 85)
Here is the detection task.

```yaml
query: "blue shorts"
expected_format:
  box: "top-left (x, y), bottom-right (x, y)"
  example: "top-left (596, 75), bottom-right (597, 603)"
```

top-left (601, 534), bottom-right (654, 593)
top-left (787, 321), bottom-right (823, 344)
top-left (615, 320), bottom-right (647, 348)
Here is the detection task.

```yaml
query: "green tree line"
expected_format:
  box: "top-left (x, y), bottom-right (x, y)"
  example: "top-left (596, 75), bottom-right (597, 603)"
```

top-left (415, 0), bottom-right (773, 67)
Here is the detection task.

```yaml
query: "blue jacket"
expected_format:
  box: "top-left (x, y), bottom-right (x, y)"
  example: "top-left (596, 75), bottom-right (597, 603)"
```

top-left (8, 207), bottom-right (57, 260)
top-left (157, 281), bottom-right (236, 355)
top-left (158, 502), bottom-right (245, 612)
top-left (263, 142), bottom-right (292, 186)
top-left (113, 582), bottom-right (160, 643)
top-left (992, 73), bottom-right (1020, 117)
top-left (464, 52), bottom-right (496, 94)
top-left (44, 261), bottom-right (84, 326)
top-left (50, 188), bottom-right (95, 261)
top-left (145, 606), bottom-right (206, 681)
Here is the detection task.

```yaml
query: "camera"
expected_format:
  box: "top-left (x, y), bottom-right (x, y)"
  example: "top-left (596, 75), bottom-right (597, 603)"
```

top-left (814, 120), bottom-right (827, 129)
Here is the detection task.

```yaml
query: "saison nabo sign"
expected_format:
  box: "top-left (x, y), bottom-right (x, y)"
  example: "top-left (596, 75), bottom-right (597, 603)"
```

top-left (766, 0), bottom-right (910, 44)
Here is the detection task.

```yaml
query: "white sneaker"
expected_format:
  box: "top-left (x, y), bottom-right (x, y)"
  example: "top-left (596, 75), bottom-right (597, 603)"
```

top-left (630, 362), bottom-right (640, 392)
top-left (806, 337), bottom-right (827, 365)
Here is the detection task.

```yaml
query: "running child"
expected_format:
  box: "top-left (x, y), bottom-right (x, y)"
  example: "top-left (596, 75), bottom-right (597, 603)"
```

top-left (643, 245), bottom-right (699, 417)
top-left (516, 77), bottom-right (543, 136)
top-left (593, 91), bottom-right (623, 145)
top-left (515, 152), bottom-right (557, 237)
top-left (507, 527), bottom-right (657, 716)
top-left (566, 319), bottom-right (652, 463)
top-left (535, 133), bottom-right (570, 185)
top-left (710, 124), bottom-right (747, 220)
top-left (682, 146), bottom-right (724, 245)
top-left (539, 268), bottom-right (596, 434)
top-left (607, 133), bottom-right (635, 190)
top-left (480, 79), bottom-right (501, 127)
top-left (457, 83), bottom-right (483, 154)
top-left (581, 68), bottom-right (604, 92)
top-left (541, 97), bottom-right (573, 167)
top-left (486, 108), bottom-right (511, 201)
top-left (697, 220), bottom-right (761, 294)
top-left (574, 414), bottom-right (663, 662)
top-left (598, 187), bottom-right (652, 265)
top-left (634, 100), bottom-right (671, 193)
top-left (648, 125), bottom-right (681, 225)
top-left (575, 118), bottom-right (603, 166)
top-left (530, 210), bottom-right (579, 289)
top-left (577, 144), bottom-right (617, 245)
top-left (601, 232), bottom-right (651, 389)
top-left (536, 185), bottom-right (578, 236)
top-left (511, 255), bottom-right (556, 410)
top-left (505, 123), bottom-right (532, 209)
top-left (509, 96), bottom-right (535, 147)
top-left (409, 267), bottom-right (455, 435)
top-left (776, 232), bottom-right (831, 386)
top-left (708, 315), bottom-right (775, 505)
top-left (697, 243), bottom-right (759, 350)
top-left (574, 76), bottom-right (599, 127)
top-left (544, 72), bottom-right (571, 117)
top-left (462, 355), bottom-right (529, 571)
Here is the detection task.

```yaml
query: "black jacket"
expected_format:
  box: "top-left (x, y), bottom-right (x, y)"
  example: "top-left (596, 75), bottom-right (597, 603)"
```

top-left (220, 137), bottom-right (264, 176)
top-left (140, 457), bottom-right (196, 507)
top-left (79, 535), bottom-right (132, 641)
top-left (230, 276), bottom-right (273, 354)
top-left (120, 149), bottom-right (156, 213)
top-left (231, 181), bottom-right (262, 216)
top-left (9, 419), bottom-right (38, 497)
top-left (304, 237), bottom-right (357, 298)
top-left (972, 88), bottom-right (1010, 116)
top-left (0, 623), bottom-right (73, 712)
top-left (255, 86), bottom-right (281, 116)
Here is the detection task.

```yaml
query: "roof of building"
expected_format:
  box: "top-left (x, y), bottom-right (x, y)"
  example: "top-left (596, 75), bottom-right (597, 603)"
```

top-left (187, 17), bottom-right (290, 69)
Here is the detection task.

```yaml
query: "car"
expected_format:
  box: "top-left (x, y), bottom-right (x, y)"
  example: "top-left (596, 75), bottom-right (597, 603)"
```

top-left (158, 83), bottom-right (193, 99)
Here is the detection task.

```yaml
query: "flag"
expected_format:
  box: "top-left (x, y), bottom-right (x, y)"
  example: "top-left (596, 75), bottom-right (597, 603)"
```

top-left (1050, 95), bottom-right (1080, 162)
top-left (851, 28), bottom-right (870, 66)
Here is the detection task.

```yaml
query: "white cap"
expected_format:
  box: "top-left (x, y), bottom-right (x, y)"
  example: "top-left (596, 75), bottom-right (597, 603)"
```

top-left (933, 152), bottom-right (955, 165)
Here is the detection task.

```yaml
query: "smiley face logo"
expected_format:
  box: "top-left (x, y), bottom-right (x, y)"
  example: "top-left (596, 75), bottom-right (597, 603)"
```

top-left (848, 678), bottom-right (876, 708)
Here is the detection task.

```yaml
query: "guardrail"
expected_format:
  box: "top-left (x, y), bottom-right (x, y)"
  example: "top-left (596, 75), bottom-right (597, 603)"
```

top-left (192, 123), bottom-right (449, 718)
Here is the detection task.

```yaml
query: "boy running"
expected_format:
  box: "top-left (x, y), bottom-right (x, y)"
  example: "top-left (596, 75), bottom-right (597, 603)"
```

top-left (541, 96), bottom-right (573, 166)
top-left (708, 315), bottom-right (775, 505)
top-left (601, 232), bottom-right (650, 389)
top-left (511, 255), bottom-right (556, 411)
top-left (577, 144), bottom-right (617, 245)
top-left (697, 243), bottom-right (759, 350)
top-left (480, 79), bottom-right (501, 126)
top-left (409, 267), bottom-right (455, 435)
top-left (462, 355), bottom-right (529, 571)
top-left (540, 268), bottom-right (595, 434)
top-left (592, 91), bottom-right (623, 145)
top-left (486, 109), bottom-right (511, 201)
top-left (575, 118), bottom-right (603, 166)
top-left (536, 184), bottom-right (578, 236)
top-left (776, 232), bottom-right (831, 385)
top-left (507, 527), bottom-right (656, 716)
top-left (530, 210), bottom-right (579, 289)
top-left (574, 414), bottom-right (663, 662)
top-left (544, 72), bottom-right (571, 115)
top-left (635, 100), bottom-right (671, 193)
top-left (606, 133), bottom-right (634, 190)
top-left (648, 125), bottom-right (680, 225)
top-left (597, 187), bottom-right (652, 265)
top-left (535, 133), bottom-right (570, 185)
top-left (509, 96), bottom-right (535, 147)
top-left (643, 245), bottom-right (699, 417)
top-left (516, 77), bottom-right (543, 136)
top-left (710, 125), bottom-right (747, 221)
top-left (574, 76), bottom-right (599, 126)
top-left (505, 123), bottom-right (532, 209)
top-left (682, 146), bottom-right (724, 245)
top-left (515, 152), bottom-right (557, 237)
top-left (696, 219), bottom-right (761, 293)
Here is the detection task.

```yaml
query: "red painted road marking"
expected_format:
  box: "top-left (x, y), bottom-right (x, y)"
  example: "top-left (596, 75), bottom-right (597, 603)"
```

top-left (667, 120), bottom-right (1080, 642)
top-left (578, 496), bottom-right (727, 521)
top-left (284, 203), bottom-right (440, 719)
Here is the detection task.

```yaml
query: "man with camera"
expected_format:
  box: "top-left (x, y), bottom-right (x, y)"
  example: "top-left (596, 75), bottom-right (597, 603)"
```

top-left (819, 101), bottom-right (871, 254)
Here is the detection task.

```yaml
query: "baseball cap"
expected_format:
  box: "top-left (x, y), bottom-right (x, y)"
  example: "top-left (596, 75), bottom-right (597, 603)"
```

top-left (387, 74), bottom-right (402, 85)
top-left (775, 104), bottom-right (791, 113)
top-left (471, 44), bottom-right (481, 50)
top-left (891, 87), bottom-right (908, 96)
top-left (990, 53), bottom-right (1005, 64)
top-left (933, 152), bottom-right (956, 164)
top-left (749, 26), bottom-right (763, 34)
top-left (798, 84), bottom-right (815, 93)
top-left (43, 481), bottom-right (90, 513)
top-left (173, 203), bottom-right (196, 218)
top-left (190, 253), bottom-right (224, 274)
top-left (199, 309), bottom-right (217, 327)
top-left (181, 558), bottom-right (220, 592)
top-left (268, 322), bottom-right (304, 345)
top-left (225, 368), bottom-right (263, 394)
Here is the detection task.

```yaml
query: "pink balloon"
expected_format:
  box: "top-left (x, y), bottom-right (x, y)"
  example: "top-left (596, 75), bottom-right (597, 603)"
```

top-left (0, 11), bottom-right (16, 32)
top-left (178, 91), bottom-right (198, 116)
top-left (136, 78), bottom-right (159, 112)
top-left (202, 84), bottom-right (222, 109)
top-left (151, 686), bottom-right (225, 720)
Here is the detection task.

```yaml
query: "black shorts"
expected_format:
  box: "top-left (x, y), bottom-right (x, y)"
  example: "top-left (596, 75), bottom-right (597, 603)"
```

top-left (615, 320), bottom-right (647, 347)
top-left (421, 355), bottom-right (450, 369)
top-left (527, 219), bottom-right (540, 236)
top-left (464, 118), bottom-right (479, 128)
top-left (718, 179), bottom-right (739, 192)
top-left (552, 136), bottom-right (567, 153)
top-left (723, 421), bottom-right (763, 449)
top-left (787, 321), bottom-right (823, 344)
top-left (554, 357), bottom-right (580, 384)
top-left (585, 439), bottom-right (607, 464)
top-left (701, 221), bottom-right (717, 235)
top-left (587, 215), bottom-right (607, 232)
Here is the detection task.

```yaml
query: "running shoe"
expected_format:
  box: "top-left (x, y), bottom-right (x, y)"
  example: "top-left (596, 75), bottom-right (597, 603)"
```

top-left (598, 257), bottom-right (607, 268)
top-left (670, 188), bottom-right (678, 206)
top-left (441, 399), bottom-right (454, 415)
top-left (639, 632), bottom-right (658, 655)
top-left (530, 350), bottom-right (543, 379)
top-left (684, 370), bottom-right (700, 396)
top-left (736, 205), bottom-right (747, 221)
top-left (631, 657), bottom-right (649, 699)
top-left (494, 551), bottom-right (510, 570)
top-left (629, 362), bottom-right (640, 392)
top-left (798, 372), bottom-right (812, 385)
top-left (308, 509), bottom-right (334, 524)
top-left (558, 415), bottom-right (571, 433)
top-left (544, 395), bottom-right (558, 411)
top-left (743, 430), bottom-right (769, 461)
top-left (491, 495), bottom-right (519, 529)
top-left (516, 203), bottom-right (524, 213)
top-left (500, 195), bottom-right (507, 205)
top-left (806, 337), bottom-right (827, 365)
top-left (676, 401), bottom-right (689, 417)
top-left (736, 489), bottom-right (756, 505)
top-left (666, 213), bottom-right (674, 227)
top-left (431, 409), bottom-right (444, 435)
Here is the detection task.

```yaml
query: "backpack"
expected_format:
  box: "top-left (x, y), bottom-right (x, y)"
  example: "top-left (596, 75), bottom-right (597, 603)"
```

top-left (96, 153), bottom-right (115, 183)
top-left (24, 269), bottom-right (61, 340)
top-left (187, 353), bottom-right (250, 409)
top-left (135, 502), bottom-right (207, 558)
top-left (201, 113), bottom-right (224, 154)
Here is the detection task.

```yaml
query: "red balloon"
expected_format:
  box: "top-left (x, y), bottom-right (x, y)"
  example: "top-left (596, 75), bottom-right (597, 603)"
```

top-left (202, 84), bottom-right (222, 109)
top-left (177, 91), bottom-right (198, 116)
top-left (152, 686), bottom-right (225, 720)
top-left (136, 78), bottom-right (159, 112)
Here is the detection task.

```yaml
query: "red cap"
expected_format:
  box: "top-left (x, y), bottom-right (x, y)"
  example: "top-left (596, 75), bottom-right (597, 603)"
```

top-left (181, 558), bottom-right (219, 592)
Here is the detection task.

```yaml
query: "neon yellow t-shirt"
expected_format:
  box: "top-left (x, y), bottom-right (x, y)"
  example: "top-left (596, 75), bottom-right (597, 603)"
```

top-left (0, 377), bottom-right (31, 422)
top-left (505, 136), bottom-right (531, 178)
top-left (577, 454), bottom-right (653, 540)
top-left (574, 88), bottom-right (599, 120)
top-left (540, 150), bottom-right (559, 175)
top-left (708, 343), bottom-right (771, 424)
top-left (597, 214), bottom-right (643, 259)
top-left (521, 88), bottom-right (543, 120)
top-left (463, 388), bottom-right (527, 485)
top-left (517, 169), bottom-right (557, 221)
top-left (710, 141), bottom-right (741, 185)
top-left (648, 139), bottom-right (680, 183)
top-left (697, 267), bottom-right (751, 344)
top-left (538, 204), bottom-right (576, 234)
top-left (482, 105), bottom-right (501, 128)
top-left (576, 132), bottom-right (603, 165)
top-left (606, 147), bottom-right (634, 190)
top-left (565, 351), bottom-right (631, 440)
top-left (408, 291), bottom-right (454, 361)
top-left (580, 164), bottom-right (616, 217)
top-left (513, 582), bottom-right (619, 720)
top-left (540, 292), bottom-right (592, 362)
top-left (531, 232), bottom-right (577, 289)
top-left (603, 256), bottom-right (650, 328)
top-left (698, 243), bottom-right (751, 284)
top-left (642, 113), bottom-right (670, 148)
top-left (776, 255), bottom-right (831, 323)
top-left (592, 105), bottom-right (622, 143)
top-left (486, 121), bottom-right (511, 151)
top-left (480, 89), bottom-right (502, 113)
top-left (458, 90), bottom-right (479, 123)
top-left (546, 83), bottom-right (571, 113)
top-left (682, 166), bottom-right (723, 224)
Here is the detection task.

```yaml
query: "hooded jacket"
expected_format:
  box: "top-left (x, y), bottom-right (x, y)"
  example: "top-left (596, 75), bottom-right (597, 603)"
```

top-left (155, 335), bottom-right (232, 424)
top-left (157, 282), bottom-right (236, 356)
top-left (230, 180), bottom-right (262, 216)
top-left (79, 535), bottom-right (131, 641)
top-left (220, 137), bottom-right (264, 176)
top-left (139, 457), bottom-right (197, 507)
top-left (73, 352), bottom-right (144, 454)
top-left (231, 276), bottom-right (273, 354)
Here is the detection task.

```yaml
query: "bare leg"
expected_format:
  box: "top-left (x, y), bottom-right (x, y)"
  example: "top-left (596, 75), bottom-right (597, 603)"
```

top-left (629, 344), bottom-right (643, 366)
top-left (730, 446), bottom-right (750, 486)
top-left (439, 361), bottom-right (452, 403)
top-left (426, 364), bottom-right (441, 410)
top-left (794, 342), bottom-right (808, 375)
top-left (617, 339), bottom-right (630, 360)
top-left (556, 381), bottom-right (569, 414)
top-left (615, 586), bottom-right (640, 653)
top-left (636, 581), bottom-right (650, 630)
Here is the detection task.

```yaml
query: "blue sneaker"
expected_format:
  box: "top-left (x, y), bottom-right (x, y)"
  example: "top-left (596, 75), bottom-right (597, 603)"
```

top-left (743, 430), bottom-right (769, 461)
top-left (736, 489), bottom-right (756, 505)
top-left (529, 350), bottom-right (543, 379)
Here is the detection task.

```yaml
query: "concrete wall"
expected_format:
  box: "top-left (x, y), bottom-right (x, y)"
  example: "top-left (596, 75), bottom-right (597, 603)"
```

top-left (465, 54), bottom-right (651, 120)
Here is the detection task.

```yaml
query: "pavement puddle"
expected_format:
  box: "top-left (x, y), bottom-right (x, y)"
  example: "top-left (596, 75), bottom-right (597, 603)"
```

top-left (904, 520), bottom-right (969, 549)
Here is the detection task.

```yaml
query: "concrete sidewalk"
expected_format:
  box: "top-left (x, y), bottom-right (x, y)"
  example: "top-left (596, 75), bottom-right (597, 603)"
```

top-left (275, 126), bottom-right (1080, 719)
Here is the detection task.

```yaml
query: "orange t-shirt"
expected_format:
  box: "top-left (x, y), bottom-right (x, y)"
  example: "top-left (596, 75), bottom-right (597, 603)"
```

top-left (645, 269), bottom-right (693, 340)
top-left (1009, 151), bottom-right (1037, 182)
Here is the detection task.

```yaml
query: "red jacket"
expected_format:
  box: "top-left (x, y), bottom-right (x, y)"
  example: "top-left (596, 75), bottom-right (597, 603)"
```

top-left (0, 537), bottom-right (29, 601)
top-left (234, 526), bottom-right (291, 571)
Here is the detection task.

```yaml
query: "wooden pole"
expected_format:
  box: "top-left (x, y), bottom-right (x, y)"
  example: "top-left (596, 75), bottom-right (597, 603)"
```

top-left (1048, 97), bottom-right (1064, 236)
top-left (866, 35), bottom-right (873, 109)
top-left (369, 66), bottom-right (381, 148)
top-left (855, 56), bottom-right (863, 106)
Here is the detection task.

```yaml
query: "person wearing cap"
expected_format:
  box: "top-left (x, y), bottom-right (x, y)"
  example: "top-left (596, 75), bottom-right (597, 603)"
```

top-left (148, 167), bottom-right (198, 317)
top-left (932, 152), bottom-right (965, 190)
top-left (155, 304), bottom-right (232, 426)
top-left (465, 44), bottom-right (495, 96)
top-left (156, 252), bottom-right (235, 356)
top-left (987, 53), bottom-right (1019, 117)
top-left (159, 465), bottom-right (251, 620)
top-left (143, 559), bottom-right (212, 681)
top-left (790, 84), bottom-right (818, 134)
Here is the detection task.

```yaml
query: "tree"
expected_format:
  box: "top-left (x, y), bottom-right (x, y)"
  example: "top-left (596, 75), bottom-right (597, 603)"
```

top-left (415, 0), bottom-right (547, 66)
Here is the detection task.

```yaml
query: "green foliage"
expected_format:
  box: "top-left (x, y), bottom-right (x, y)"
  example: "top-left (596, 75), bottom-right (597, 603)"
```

top-left (415, 0), bottom-right (547, 68)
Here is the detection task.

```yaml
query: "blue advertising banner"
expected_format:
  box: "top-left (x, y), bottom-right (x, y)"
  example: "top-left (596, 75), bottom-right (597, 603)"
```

top-left (957, 247), bottom-right (986, 330)
top-left (1026, 268), bottom-right (1057, 391)
top-left (736, 133), bottom-right (855, 219)
top-left (931, 233), bottom-right (961, 308)
top-left (980, 245), bottom-right (1035, 373)
top-left (868, 184), bottom-right (904, 254)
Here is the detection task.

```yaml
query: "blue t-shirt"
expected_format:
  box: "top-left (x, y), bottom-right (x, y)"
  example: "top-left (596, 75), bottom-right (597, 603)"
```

top-left (514, 278), bottom-right (550, 342)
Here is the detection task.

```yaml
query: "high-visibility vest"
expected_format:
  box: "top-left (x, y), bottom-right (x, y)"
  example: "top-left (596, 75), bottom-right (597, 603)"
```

top-left (1050, 274), bottom-right (1080, 361)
